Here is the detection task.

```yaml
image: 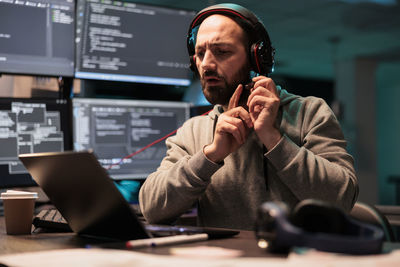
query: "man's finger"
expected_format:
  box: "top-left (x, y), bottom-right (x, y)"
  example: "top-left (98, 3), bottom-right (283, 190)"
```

top-left (225, 107), bottom-right (253, 129)
top-left (218, 122), bottom-right (244, 144)
top-left (252, 75), bottom-right (266, 82)
top-left (228, 84), bottom-right (243, 110)
top-left (253, 77), bottom-right (277, 95)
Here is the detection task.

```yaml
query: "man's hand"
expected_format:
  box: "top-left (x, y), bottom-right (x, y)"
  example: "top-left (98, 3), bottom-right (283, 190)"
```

top-left (204, 76), bottom-right (281, 162)
top-left (204, 84), bottom-right (253, 163)
top-left (247, 76), bottom-right (281, 150)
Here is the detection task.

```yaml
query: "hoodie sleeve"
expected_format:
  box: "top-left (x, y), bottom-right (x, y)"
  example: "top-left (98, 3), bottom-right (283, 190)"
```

top-left (139, 114), bottom-right (223, 224)
top-left (265, 96), bottom-right (358, 211)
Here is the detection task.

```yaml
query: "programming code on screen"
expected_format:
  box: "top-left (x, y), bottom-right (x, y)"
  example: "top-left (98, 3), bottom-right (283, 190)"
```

top-left (0, 99), bottom-right (70, 188)
top-left (75, 0), bottom-right (195, 85)
top-left (0, 0), bottom-right (75, 76)
top-left (72, 98), bottom-right (191, 179)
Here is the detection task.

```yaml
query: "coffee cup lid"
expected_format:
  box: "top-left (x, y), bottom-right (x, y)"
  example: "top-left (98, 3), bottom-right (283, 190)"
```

top-left (0, 190), bottom-right (38, 199)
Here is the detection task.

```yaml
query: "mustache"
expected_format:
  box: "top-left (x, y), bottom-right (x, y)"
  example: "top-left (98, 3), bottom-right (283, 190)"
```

top-left (202, 70), bottom-right (222, 79)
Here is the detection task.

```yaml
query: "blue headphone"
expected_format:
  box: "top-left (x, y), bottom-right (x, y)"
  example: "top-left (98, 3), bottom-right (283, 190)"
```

top-left (255, 199), bottom-right (384, 255)
top-left (186, 3), bottom-right (275, 76)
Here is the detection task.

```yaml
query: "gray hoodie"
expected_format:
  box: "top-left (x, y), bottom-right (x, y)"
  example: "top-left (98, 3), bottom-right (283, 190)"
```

top-left (139, 87), bottom-right (358, 230)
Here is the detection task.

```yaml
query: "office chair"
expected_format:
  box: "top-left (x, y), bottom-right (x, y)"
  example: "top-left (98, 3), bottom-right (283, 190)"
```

top-left (350, 202), bottom-right (396, 242)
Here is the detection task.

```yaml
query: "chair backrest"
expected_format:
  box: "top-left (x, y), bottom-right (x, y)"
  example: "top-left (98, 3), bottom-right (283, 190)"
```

top-left (350, 202), bottom-right (396, 242)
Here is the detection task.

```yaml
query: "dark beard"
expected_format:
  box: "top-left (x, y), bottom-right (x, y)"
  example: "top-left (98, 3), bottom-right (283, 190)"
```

top-left (201, 66), bottom-right (251, 106)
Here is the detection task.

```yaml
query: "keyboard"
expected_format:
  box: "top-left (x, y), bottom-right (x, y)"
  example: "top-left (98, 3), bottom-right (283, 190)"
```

top-left (33, 208), bottom-right (72, 232)
top-left (32, 207), bottom-right (238, 239)
top-left (32, 205), bottom-right (144, 232)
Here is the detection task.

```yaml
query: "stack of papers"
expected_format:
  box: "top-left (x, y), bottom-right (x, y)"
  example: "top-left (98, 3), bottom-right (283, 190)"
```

top-left (0, 248), bottom-right (400, 267)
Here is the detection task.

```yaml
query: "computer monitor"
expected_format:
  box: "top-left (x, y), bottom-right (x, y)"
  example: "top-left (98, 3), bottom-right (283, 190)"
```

top-left (0, 0), bottom-right (75, 77)
top-left (0, 98), bottom-right (72, 188)
top-left (72, 98), bottom-right (191, 179)
top-left (75, 0), bottom-right (195, 86)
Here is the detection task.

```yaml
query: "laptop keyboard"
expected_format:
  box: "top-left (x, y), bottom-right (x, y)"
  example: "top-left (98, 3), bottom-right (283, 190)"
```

top-left (32, 206), bottom-right (239, 239)
top-left (33, 208), bottom-right (72, 231)
top-left (33, 205), bottom-right (144, 232)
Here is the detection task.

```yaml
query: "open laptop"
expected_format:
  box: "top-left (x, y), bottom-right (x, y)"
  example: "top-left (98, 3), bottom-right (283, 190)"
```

top-left (19, 150), bottom-right (239, 241)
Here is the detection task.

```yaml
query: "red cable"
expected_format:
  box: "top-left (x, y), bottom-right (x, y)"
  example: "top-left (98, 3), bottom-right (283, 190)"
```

top-left (106, 109), bottom-right (212, 170)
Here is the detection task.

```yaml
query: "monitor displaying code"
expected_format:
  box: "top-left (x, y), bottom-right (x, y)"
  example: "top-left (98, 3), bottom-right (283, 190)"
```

top-left (75, 0), bottom-right (195, 86)
top-left (72, 97), bottom-right (191, 179)
top-left (0, 0), bottom-right (75, 76)
top-left (0, 98), bottom-right (72, 188)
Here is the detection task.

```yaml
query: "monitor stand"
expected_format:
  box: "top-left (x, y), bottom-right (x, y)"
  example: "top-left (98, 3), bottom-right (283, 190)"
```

top-left (58, 77), bottom-right (73, 99)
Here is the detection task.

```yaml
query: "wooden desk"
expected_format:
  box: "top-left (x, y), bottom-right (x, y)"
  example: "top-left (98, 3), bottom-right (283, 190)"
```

top-left (2, 214), bottom-right (400, 262)
top-left (0, 216), bottom-right (274, 257)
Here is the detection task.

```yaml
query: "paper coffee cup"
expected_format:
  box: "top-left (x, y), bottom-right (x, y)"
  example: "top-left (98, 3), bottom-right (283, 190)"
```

top-left (1, 190), bottom-right (38, 235)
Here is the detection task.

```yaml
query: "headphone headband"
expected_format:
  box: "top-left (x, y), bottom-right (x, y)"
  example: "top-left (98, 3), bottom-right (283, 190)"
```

top-left (187, 3), bottom-right (275, 75)
top-left (190, 7), bottom-right (252, 30)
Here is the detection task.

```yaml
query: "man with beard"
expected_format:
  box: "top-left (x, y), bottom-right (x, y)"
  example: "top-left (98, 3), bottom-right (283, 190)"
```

top-left (139, 4), bottom-right (358, 230)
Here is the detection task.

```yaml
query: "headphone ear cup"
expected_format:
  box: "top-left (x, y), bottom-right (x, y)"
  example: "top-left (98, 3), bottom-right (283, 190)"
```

top-left (189, 55), bottom-right (199, 75)
top-left (291, 199), bottom-right (347, 234)
top-left (256, 202), bottom-right (291, 253)
top-left (250, 42), bottom-right (261, 74)
top-left (250, 41), bottom-right (273, 75)
top-left (187, 27), bottom-right (200, 75)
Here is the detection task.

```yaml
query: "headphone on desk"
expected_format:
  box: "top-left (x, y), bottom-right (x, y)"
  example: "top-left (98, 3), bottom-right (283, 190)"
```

top-left (255, 199), bottom-right (384, 255)
top-left (187, 3), bottom-right (275, 76)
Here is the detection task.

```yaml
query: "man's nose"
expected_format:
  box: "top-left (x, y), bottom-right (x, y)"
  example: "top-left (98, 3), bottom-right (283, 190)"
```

top-left (201, 50), bottom-right (216, 71)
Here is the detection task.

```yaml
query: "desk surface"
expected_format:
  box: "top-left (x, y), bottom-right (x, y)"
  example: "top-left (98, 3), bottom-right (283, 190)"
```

top-left (0, 216), bottom-right (272, 257)
top-left (2, 214), bottom-right (400, 264)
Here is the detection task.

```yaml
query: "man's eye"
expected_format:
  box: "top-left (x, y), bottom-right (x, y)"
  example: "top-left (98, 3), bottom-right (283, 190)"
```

top-left (215, 49), bottom-right (230, 56)
top-left (196, 51), bottom-right (205, 59)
